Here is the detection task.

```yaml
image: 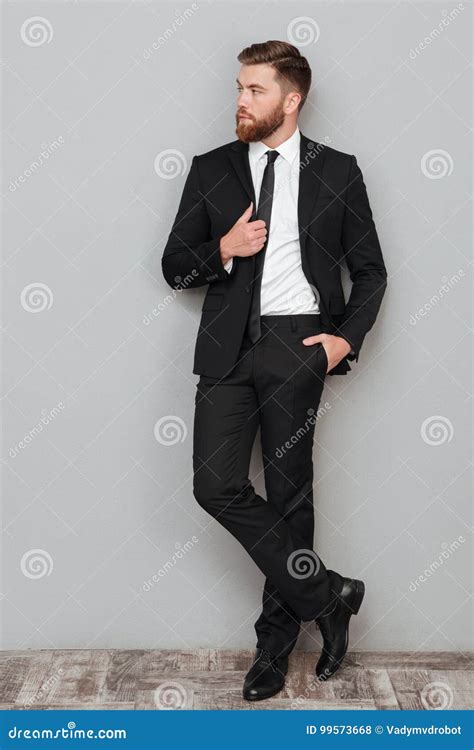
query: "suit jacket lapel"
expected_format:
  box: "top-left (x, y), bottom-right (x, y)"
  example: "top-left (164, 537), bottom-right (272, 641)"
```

top-left (228, 140), bottom-right (256, 207)
top-left (298, 133), bottom-right (327, 257)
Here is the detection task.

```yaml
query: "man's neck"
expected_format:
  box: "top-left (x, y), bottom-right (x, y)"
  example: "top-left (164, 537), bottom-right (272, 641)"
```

top-left (260, 122), bottom-right (298, 150)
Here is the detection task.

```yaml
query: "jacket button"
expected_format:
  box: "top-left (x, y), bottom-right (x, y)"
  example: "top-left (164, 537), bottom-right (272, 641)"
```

top-left (245, 286), bottom-right (251, 293)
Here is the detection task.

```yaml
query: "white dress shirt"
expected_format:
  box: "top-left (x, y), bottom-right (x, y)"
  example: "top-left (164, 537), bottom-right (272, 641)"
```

top-left (224, 126), bottom-right (320, 316)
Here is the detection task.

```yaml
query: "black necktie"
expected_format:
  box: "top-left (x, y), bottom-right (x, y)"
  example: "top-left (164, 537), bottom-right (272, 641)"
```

top-left (246, 149), bottom-right (280, 343)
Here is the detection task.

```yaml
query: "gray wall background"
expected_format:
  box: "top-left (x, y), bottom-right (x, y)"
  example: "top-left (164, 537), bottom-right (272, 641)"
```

top-left (1, 1), bottom-right (472, 654)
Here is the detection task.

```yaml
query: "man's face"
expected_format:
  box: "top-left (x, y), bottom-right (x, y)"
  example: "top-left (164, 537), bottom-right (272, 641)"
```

top-left (235, 64), bottom-right (289, 143)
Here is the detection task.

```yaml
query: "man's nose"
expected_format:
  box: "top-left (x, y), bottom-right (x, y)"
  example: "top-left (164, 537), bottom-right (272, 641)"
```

top-left (237, 91), bottom-right (250, 108)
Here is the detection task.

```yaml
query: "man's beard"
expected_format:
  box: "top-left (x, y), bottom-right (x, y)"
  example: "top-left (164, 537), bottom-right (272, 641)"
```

top-left (235, 101), bottom-right (286, 143)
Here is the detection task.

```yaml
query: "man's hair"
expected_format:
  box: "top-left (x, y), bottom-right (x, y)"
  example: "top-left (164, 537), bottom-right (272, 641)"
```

top-left (237, 40), bottom-right (312, 112)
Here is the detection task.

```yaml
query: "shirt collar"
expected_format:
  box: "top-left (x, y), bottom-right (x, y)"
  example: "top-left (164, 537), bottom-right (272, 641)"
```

top-left (248, 126), bottom-right (300, 166)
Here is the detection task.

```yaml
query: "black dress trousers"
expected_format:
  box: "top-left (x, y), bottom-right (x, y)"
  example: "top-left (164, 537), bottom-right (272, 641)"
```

top-left (192, 314), bottom-right (344, 659)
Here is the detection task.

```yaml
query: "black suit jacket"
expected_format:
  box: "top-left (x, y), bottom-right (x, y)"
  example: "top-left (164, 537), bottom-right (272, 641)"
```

top-left (161, 133), bottom-right (387, 378)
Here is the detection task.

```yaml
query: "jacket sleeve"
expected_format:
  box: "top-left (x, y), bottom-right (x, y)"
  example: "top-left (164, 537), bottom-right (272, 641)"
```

top-left (335, 155), bottom-right (388, 361)
top-left (161, 155), bottom-right (236, 289)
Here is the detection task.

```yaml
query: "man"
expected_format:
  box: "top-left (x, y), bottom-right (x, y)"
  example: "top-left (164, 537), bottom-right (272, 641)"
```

top-left (162, 40), bottom-right (387, 701)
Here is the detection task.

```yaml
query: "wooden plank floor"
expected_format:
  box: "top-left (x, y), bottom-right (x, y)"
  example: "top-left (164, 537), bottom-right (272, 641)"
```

top-left (0, 650), bottom-right (471, 710)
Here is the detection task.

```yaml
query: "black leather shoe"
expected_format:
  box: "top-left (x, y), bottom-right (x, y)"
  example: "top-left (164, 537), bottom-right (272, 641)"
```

top-left (315, 577), bottom-right (365, 681)
top-left (242, 648), bottom-right (288, 701)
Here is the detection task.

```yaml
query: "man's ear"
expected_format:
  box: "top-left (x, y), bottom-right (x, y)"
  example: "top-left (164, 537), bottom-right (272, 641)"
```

top-left (285, 91), bottom-right (301, 114)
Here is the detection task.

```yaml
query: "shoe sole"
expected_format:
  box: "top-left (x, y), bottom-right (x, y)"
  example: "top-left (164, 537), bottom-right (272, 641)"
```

top-left (243, 682), bottom-right (285, 702)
